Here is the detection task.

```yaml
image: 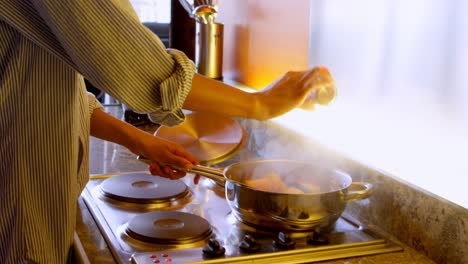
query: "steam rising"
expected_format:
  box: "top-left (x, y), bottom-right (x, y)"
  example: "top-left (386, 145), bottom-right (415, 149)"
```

top-left (230, 119), bottom-right (350, 194)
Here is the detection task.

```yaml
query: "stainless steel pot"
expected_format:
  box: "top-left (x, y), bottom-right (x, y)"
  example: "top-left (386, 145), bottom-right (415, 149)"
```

top-left (187, 160), bottom-right (373, 232)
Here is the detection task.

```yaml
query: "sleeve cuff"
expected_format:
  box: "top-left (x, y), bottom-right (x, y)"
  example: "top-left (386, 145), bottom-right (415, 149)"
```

top-left (86, 92), bottom-right (103, 117)
top-left (148, 48), bottom-right (196, 126)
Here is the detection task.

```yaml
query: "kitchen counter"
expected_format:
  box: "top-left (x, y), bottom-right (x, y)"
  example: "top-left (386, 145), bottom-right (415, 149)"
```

top-left (76, 105), bottom-right (448, 263)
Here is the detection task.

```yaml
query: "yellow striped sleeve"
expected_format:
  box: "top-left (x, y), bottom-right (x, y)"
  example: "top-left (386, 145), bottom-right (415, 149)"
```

top-left (27, 1), bottom-right (194, 125)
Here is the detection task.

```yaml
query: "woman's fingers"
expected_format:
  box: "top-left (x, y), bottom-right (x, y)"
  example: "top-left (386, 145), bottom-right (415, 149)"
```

top-left (150, 162), bottom-right (200, 183)
top-left (193, 174), bottom-right (201, 184)
top-left (302, 67), bottom-right (332, 93)
top-left (171, 148), bottom-right (199, 168)
top-left (174, 147), bottom-right (199, 162)
top-left (299, 66), bottom-right (335, 109)
top-left (141, 136), bottom-right (200, 180)
top-left (162, 165), bottom-right (186, 179)
top-left (149, 162), bottom-right (164, 176)
top-left (149, 162), bottom-right (186, 179)
top-left (300, 95), bottom-right (316, 111)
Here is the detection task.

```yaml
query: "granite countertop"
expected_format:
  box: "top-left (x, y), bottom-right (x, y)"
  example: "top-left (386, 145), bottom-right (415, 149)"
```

top-left (75, 105), bottom-right (458, 264)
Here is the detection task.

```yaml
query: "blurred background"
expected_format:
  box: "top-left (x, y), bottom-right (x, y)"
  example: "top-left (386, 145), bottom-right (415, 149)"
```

top-left (304, 0), bottom-right (468, 207)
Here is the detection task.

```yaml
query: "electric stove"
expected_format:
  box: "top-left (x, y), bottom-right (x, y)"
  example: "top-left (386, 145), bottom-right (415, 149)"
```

top-left (82, 171), bottom-right (402, 264)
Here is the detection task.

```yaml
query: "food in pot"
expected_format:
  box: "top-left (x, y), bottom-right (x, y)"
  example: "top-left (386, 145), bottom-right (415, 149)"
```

top-left (299, 183), bottom-right (321, 193)
top-left (242, 171), bottom-right (320, 194)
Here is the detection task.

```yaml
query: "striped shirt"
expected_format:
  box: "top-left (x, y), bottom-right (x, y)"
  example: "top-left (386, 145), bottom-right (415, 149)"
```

top-left (0, 1), bottom-right (195, 263)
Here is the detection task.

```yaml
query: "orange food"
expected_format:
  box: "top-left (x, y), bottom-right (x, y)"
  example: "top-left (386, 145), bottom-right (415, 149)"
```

top-left (242, 171), bottom-right (320, 194)
top-left (243, 172), bottom-right (287, 192)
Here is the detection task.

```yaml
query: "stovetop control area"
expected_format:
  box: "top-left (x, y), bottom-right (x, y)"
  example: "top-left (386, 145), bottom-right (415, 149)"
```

top-left (82, 172), bottom-right (402, 264)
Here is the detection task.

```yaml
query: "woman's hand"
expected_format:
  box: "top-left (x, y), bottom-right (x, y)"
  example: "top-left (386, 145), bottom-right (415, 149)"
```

top-left (89, 108), bottom-right (200, 181)
top-left (254, 66), bottom-right (335, 120)
top-left (127, 132), bottom-right (200, 180)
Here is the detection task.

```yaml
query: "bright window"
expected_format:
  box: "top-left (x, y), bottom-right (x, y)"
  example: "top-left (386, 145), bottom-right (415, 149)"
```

top-left (305, 0), bottom-right (468, 207)
top-left (129, 0), bottom-right (171, 23)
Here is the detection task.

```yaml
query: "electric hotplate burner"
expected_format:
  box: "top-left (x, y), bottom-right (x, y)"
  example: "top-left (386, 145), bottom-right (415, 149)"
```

top-left (99, 173), bottom-right (191, 209)
top-left (126, 211), bottom-right (213, 244)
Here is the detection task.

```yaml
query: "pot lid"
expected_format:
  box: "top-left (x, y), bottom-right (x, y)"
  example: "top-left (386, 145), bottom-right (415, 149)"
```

top-left (155, 112), bottom-right (245, 165)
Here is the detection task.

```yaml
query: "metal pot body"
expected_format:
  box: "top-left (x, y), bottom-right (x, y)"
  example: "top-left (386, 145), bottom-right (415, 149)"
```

top-left (221, 160), bottom-right (372, 232)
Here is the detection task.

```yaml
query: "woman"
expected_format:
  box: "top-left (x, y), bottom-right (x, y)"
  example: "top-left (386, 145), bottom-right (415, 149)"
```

top-left (0, 1), bottom-right (333, 263)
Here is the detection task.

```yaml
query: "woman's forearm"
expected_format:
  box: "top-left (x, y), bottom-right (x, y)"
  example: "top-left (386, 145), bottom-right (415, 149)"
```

top-left (182, 74), bottom-right (263, 119)
top-left (90, 108), bottom-right (146, 151)
top-left (183, 68), bottom-right (334, 121)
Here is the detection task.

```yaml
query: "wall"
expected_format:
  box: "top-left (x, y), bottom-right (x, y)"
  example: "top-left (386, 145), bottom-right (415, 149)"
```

top-left (217, 0), bottom-right (310, 89)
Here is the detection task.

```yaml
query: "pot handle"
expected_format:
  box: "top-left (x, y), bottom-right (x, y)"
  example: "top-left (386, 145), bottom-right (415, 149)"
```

top-left (187, 165), bottom-right (226, 186)
top-left (343, 182), bottom-right (373, 202)
top-left (137, 156), bottom-right (226, 186)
